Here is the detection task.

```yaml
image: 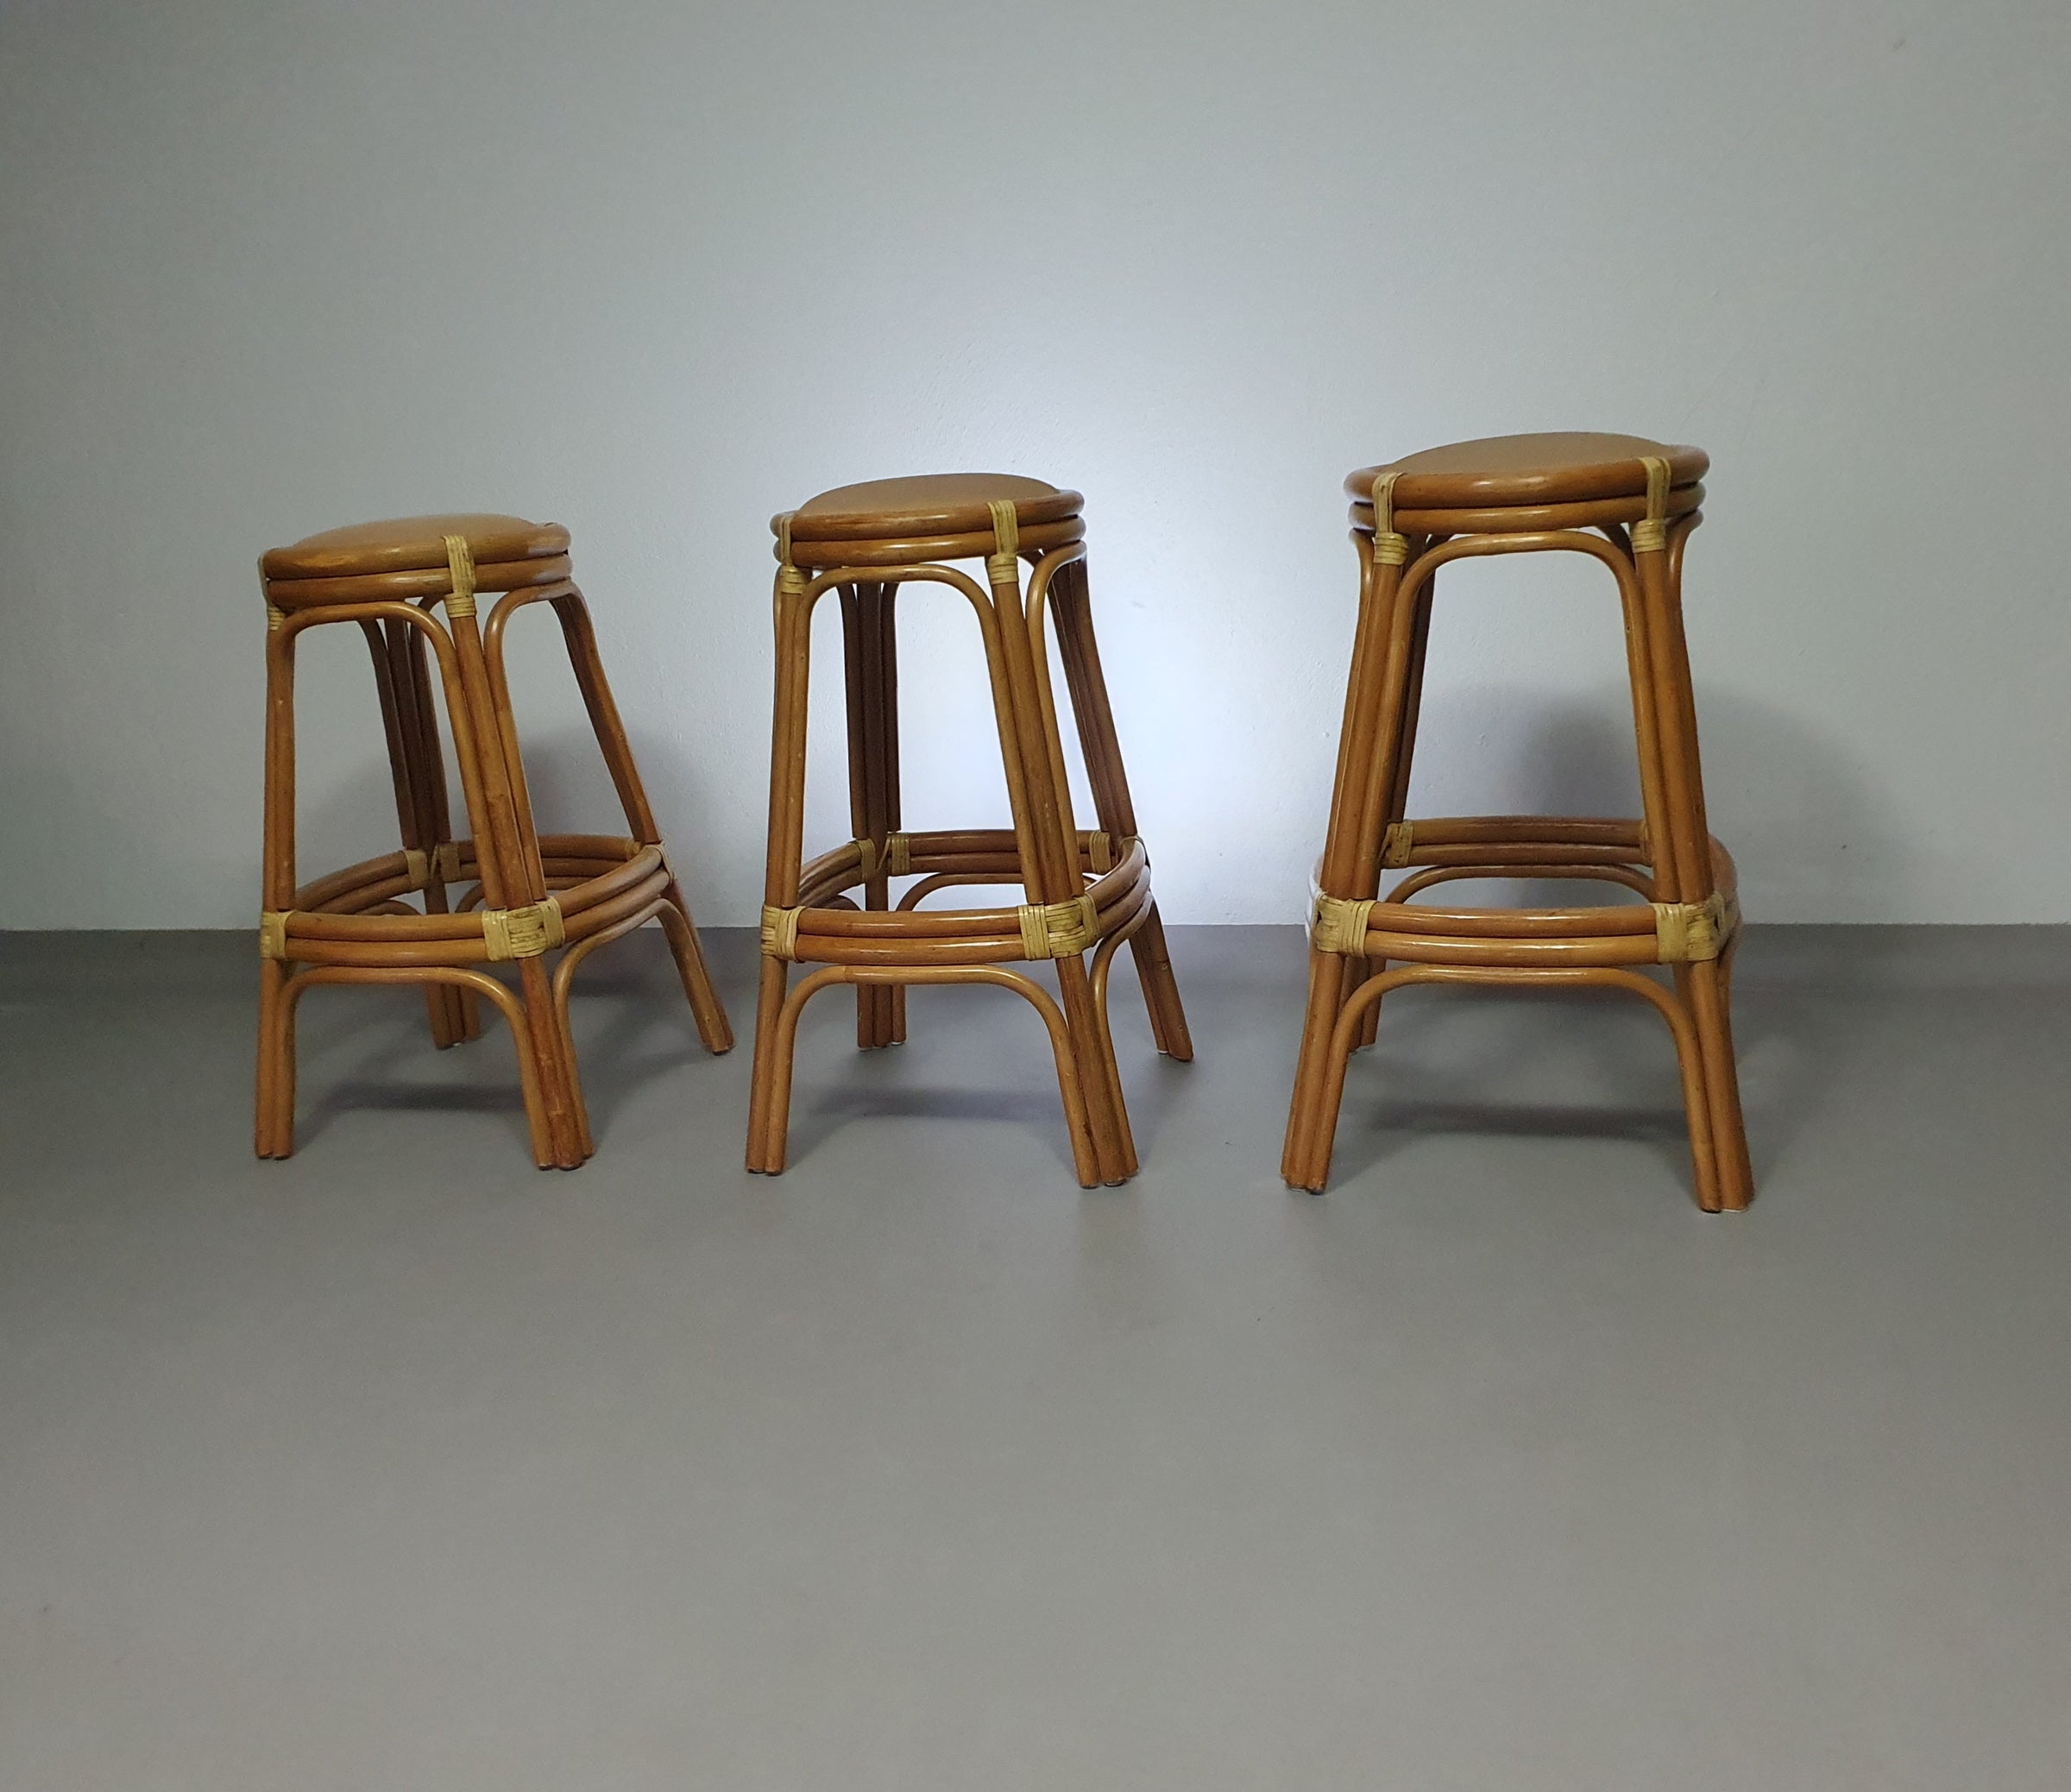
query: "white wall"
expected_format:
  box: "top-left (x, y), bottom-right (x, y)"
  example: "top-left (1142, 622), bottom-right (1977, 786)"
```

top-left (3, 0), bottom-right (2066, 928)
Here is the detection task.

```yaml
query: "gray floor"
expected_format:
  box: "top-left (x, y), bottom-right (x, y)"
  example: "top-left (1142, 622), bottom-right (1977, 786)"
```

top-left (2, 925), bottom-right (2068, 1790)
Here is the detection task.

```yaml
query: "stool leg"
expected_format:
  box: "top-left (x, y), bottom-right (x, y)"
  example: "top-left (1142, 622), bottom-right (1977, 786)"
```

top-left (444, 603), bottom-right (588, 1169)
top-left (362, 621), bottom-right (469, 1049)
top-left (394, 622), bottom-right (481, 1042)
top-left (1634, 532), bottom-right (1752, 1211)
top-left (840, 582), bottom-right (903, 1049)
top-left (1350, 568), bottom-right (1436, 1051)
top-left (991, 555), bottom-right (1133, 1185)
top-left (550, 589), bottom-right (733, 1053)
top-left (1284, 538), bottom-right (1418, 1191)
top-left (748, 569), bottom-right (815, 1173)
top-left (255, 617), bottom-right (299, 1159)
top-left (1048, 559), bottom-right (1193, 1062)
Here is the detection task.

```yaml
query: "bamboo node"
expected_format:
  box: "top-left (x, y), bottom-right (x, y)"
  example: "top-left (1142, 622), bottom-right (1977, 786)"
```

top-left (1018, 890), bottom-right (1100, 961)
top-left (482, 896), bottom-right (564, 961)
top-left (441, 534), bottom-right (477, 619)
top-left (1382, 821), bottom-right (1415, 868)
top-left (987, 498), bottom-right (1020, 588)
top-left (1370, 470), bottom-right (1399, 536)
top-left (1653, 890), bottom-right (1739, 963)
top-left (760, 903), bottom-right (802, 961)
top-left (1633, 455), bottom-right (1671, 554)
top-left (1311, 893), bottom-right (1376, 957)
top-left (401, 847), bottom-right (430, 889)
top-left (258, 910), bottom-right (291, 960)
top-left (884, 833), bottom-right (912, 877)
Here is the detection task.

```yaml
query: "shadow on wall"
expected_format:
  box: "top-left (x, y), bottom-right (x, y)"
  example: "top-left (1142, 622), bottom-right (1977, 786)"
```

top-left (1396, 680), bottom-right (1908, 927)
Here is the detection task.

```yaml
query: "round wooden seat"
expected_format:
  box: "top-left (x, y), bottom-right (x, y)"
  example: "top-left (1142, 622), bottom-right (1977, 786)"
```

top-left (1346, 432), bottom-right (1708, 536)
top-left (261, 514), bottom-right (574, 610)
top-left (777, 474), bottom-right (1086, 569)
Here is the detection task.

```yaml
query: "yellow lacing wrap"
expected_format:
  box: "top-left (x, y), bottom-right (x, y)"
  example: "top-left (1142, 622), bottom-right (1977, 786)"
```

top-left (1382, 821), bottom-right (1415, 869)
top-left (1086, 832), bottom-right (1113, 875)
top-left (761, 903), bottom-right (802, 961)
top-left (987, 499), bottom-right (1020, 588)
top-left (258, 910), bottom-right (291, 960)
top-left (432, 841), bottom-right (464, 884)
top-left (482, 896), bottom-right (563, 961)
top-left (401, 848), bottom-right (429, 888)
top-left (1652, 891), bottom-right (1740, 963)
top-left (854, 837), bottom-right (879, 883)
top-left (885, 833), bottom-right (911, 877)
top-left (1369, 471), bottom-right (1407, 566)
top-left (442, 533), bottom-right (477, 619)
top-left (1632, 455), bottom-right (1671, 555)
top-left (1018, 891), bottom-right (1099, 961)
top-left (266, 604), bottom-right (286, 632)
top-left (1311, 893), bottom-right (1375, 957)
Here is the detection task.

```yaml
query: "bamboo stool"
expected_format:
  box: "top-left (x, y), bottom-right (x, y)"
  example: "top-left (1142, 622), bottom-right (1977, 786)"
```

top-left (1281, 435), bottom-right (1753, 1210)
top-left (254, 513), bottom-right (733, 1169)
top-left (746, 475), bottom-right (1193, 1187)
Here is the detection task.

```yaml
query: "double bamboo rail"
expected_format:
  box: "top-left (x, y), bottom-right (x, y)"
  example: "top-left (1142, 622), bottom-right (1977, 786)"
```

top-left (1282, 437), bottom-right (1753, 1210)
top-left (746, 476), bottom-right (1192, 1186)
top-left (255, 516), bottom-right (731, 1168)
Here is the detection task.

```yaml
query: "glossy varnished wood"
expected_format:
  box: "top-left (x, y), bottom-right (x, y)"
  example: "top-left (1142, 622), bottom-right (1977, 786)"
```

top-left (1284, 437), bottom-right (1753, 1210)
top-left (253, 514), bottom-right (731, 1169)
top-left (747, 475), bottom-right (1191, 1187)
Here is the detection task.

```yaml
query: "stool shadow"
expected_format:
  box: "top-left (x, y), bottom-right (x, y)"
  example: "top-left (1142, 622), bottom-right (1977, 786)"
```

top-left (1325, 680), bottom-right (1907, 1201)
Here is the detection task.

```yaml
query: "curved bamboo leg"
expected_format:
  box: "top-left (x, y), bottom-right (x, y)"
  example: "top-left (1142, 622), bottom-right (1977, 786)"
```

top-left (255, 957), bottom-right (296, 1158)
top-left (748, 567), bottom-right (814, 1173)
top-left (1048, 557), bottom-right (1192, 1059)
top-left (1353, 570), bottom-right (1435, 1049)
top-left (1284, 533), bottom-right (1413, 1188)
top-left (255, 613), bottom-right (299, 1159)
top-left (286, 965), bottom-right (556, 1168)
top-left (546, 587), bottom-right (732, 1052)
top-left (361, 620), bottom-right (468, 1049)
top-left (656, 885), bottom-right (733, 1053)
top-left (1636, 528), bottom-right (1750, 1210)
top-left (396, 624), bottom-right (480, 1043)
top-left (840, 582), bottom-right (903, 1049)
top-left (992, 552), bottom-right (1130, 1185)
top-left (769, 965), bottom-right (1102, 1188)
top-left (442, 600), bottom-right (585, 1167)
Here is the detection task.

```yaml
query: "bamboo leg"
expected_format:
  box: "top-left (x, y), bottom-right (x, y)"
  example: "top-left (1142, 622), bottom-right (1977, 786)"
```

top-left (747, 568), bottom-right (814, 1173)
top-left (397, 623), bottom-right (481, 1041)
top-left (1635, 534), bottom-right (1751, 1210)
top-left (1048, 558), bottom-right (1193, 1061)
top-left (1352, 569), bottom-right (1435, 1049)
top-left (991, 549), bottom-right (1131, 1184)
top-left (549, 589), bottom-right (732, 1053)
top-left (1283, 536), bottom-right (1414, 1189)
top-left (443, 602), bottom-right (586, 1168)
top-left (255, 613), bottom-right (299, 1159)
top-left (840, 582), bottom-right (903, 1049)
top-left (361, 622), bottom-right (467, 1048)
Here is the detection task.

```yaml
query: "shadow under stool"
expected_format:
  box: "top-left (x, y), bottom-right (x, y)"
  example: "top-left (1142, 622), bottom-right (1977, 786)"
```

top-left (746, 474), bottom-right (1193, 1186)
top-left (1281, 434), bottom-right (1753, 1211)
top-left (254, 512), bottom-right (733, 1168)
